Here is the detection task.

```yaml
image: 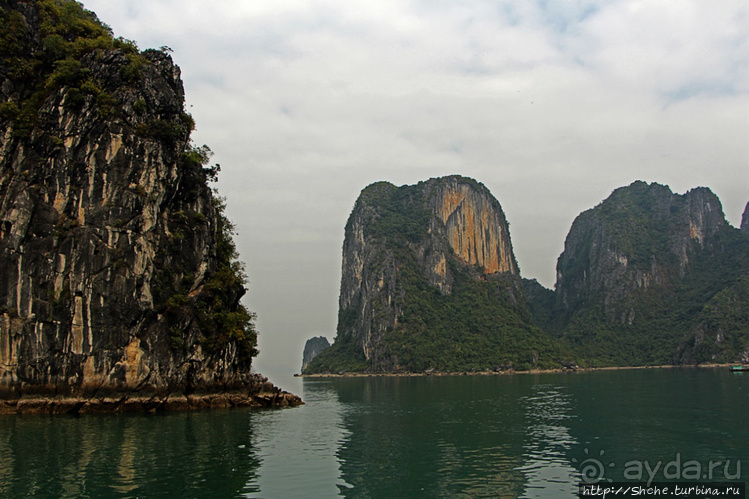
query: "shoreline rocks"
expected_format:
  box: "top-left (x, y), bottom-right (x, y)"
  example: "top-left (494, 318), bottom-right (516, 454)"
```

top-left (0, 374), bottom-right (302, 415)
top-left (298, 363), bottom-right (732, 378)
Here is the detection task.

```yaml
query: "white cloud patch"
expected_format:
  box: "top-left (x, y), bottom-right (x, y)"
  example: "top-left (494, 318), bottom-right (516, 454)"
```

top-left (83, 0), bottom-right (749, 380)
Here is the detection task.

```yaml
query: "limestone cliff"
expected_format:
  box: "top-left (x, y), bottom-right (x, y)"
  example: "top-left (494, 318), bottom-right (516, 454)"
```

top-left (555, 182), bottom-right (727, 322)
top-left (430, 178), bottom-right (517, 277)
top-left (305, 176), bottom-right (565, 374)
top-left (301, 336), bottom-right (330, 372)
top-left (0, 0), bottom-right (300, 412)
top-left (547, 181), bottom-right (749, 365)
top-left (742, 202), bottom-right (749, 233)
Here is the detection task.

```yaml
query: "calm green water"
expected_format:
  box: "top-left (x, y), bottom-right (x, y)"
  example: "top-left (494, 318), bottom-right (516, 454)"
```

top-left (0, 368), bottom-right (746, 498)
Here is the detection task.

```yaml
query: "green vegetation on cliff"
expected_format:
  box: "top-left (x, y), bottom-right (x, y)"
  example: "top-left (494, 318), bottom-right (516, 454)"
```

top-left (311, 179), bottom-right (748, 375)
top-left (381, 259), bottom-right (568, 372)
top-left (535, 181), bottom-right (749, 367)
top-left (197, 197), bottom-right (259, 362)
top-left (0, 0), bottom-right (147, 136)
top-left (0, 0), bottom-right (260, 395)
top-left (357, 181), bottom-right (430, 244)
top-left (305, 177), bottom-right (572, 374)
top-left (304, 325), bottom-right (368, 374)
top-left (679, 275), bottom-right (749, 363)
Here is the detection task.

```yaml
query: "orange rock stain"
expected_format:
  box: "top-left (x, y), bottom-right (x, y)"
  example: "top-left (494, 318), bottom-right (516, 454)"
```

top-left (439, 185), bottom-right (513, 274)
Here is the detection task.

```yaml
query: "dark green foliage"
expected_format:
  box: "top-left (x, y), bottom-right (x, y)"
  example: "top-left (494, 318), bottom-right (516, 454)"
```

top-left (95, 90), bottom-right (117, 117)
top-left (38, 0), bottom-right (110, 41)
top-left (0, 9), bottom-right (29, 60)
top-left (120, 52), bottom-right (146, 82)
top-left (196, 196), bottom-right (258, 361)
top-left (9, 91), bottom-right (46, 137)
top-left (0, 102), bottom-right (20, 120)
top-left (680, 274), bottom-right (749, 363)
top-left (360, 182), bottom-right (431, 244)
top-left (169, 326), bottom-right (185, 350)
top-left (154, 186), bottom-right (258, 363)
top-left (384, 259), bottom-right (569, 372)
top-left (596, 181), bottom-right (677, 266)
top-left (522, 278), bottom-right (557, 333)
top-left (212, 197), bottom-right (240, 265)
top-left (0, 0), bottom-right (144, 137)
top-left (46, 58), bottom-right (86, 89)
top-left (132, 98), bottom-right (147, 115)
top-left (303, 328), bottom-right (368, 374)
top-left (540, 182), bottom-right (749, 367)
top-left (135, 118), bottom-right (191, 144)
top-left (684, 225), bottom-right (749, 300)
top-left (181, 143), bottom-right (221, 183)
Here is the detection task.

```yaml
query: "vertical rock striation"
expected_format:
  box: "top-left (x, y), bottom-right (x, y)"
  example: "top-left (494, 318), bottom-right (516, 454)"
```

top-left (0, 0), bottom-right (300, 412)
top-left (430, 178), bottom-right (517, 276)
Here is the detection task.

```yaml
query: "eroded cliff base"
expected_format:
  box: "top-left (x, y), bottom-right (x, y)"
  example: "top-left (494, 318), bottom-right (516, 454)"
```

top-left (0, 373), bottom-right (302, 415)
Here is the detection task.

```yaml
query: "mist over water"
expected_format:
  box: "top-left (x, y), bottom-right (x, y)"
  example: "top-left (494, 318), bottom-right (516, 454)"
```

top-left (0, 368), bottom-right (746, 498)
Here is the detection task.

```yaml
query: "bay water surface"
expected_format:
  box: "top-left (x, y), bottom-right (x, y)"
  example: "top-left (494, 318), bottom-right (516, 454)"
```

top-left (0, 368), bottom-right (746, 497)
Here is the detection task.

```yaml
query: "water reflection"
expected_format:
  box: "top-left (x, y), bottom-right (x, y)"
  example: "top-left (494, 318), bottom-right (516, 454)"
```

top-left (518, 382), bottom-right (579, 498)
top-left (113, 420), bottom-right (138, 495)
top-left (327, 376), bottom-right (576, 498)
top-left (0, 409), bottom-right (262, 497)
top-left (243, 379), bottom-right (348, 497)
top-left (1, 369), bottom-right (742, 498)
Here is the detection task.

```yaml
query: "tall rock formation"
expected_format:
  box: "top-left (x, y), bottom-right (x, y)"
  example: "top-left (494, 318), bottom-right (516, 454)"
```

top-left (742, 202), bottom-right (749, 233)
top-left (0, 0), bottom-right (299, 412)
top-left (304, 176), bottom-right (566, 374)
top-left (548, 181), bottom-right (749, 365)
top-left (301, 336), bottom-right (330, 372)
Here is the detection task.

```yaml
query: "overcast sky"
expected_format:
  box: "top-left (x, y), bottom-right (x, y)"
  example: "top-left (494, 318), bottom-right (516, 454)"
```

top-left (82, 0), bottom-right (748, 383)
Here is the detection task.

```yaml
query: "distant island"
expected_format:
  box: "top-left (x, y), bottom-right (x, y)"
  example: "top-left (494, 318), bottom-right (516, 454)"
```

top-left (302, 336), bottom-right (330, 372)
top-left (303, 177), bottom-right (749, 374)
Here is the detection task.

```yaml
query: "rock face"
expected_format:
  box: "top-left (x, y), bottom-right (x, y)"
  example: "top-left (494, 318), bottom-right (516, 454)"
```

top-left (0, 0), bottom-right (300, 411)
top-left (431, 178), bottom-right (517, 277)
top-left (545, 181), bottom-right (749, 365)
top-left (555, 182), bottom-right (726, 322)
top-left (305, 176), bottom-right (564, 374)
top-left (742, 202), bottom-right (749, 233)
top-left (301, 336), bottom-right (330, 372)
top-left (677, 275), bottom-right (749, 365)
